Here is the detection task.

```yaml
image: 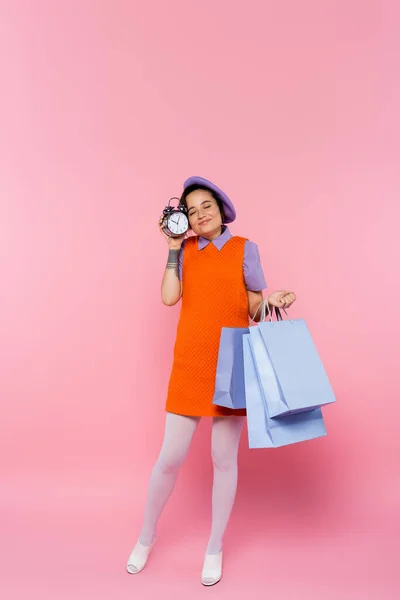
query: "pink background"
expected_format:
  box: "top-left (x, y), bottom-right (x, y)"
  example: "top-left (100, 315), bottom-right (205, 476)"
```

top-left (1, 1), bottom-right (399, 598)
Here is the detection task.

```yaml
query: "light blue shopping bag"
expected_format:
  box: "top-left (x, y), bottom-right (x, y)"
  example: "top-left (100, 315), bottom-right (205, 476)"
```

top-left (212, 327), bottom-right (248, 409)
top-left (249, 305), bottom-right (336, 417)
top-left (243, 333), bottom-right (327, 449)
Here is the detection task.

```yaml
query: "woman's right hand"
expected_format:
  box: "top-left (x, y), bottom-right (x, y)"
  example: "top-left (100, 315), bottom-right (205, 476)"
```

top-left (158, 215), bottom-right (187, 249)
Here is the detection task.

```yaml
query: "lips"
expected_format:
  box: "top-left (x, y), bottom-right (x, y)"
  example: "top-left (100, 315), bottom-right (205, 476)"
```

top-left (199, 219), bottom-right (211, 226)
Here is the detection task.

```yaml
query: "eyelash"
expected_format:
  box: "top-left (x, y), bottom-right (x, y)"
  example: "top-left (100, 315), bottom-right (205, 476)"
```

top-left (189, 204), bottom-right (211, 217)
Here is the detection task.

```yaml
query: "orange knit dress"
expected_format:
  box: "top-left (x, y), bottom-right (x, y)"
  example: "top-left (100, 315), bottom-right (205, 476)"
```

top-left (165, 235), bottom-right (249, 417)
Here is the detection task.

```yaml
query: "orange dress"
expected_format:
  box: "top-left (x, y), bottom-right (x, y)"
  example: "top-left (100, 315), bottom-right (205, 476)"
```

top-left (165, 235), bottom-right (249, 417)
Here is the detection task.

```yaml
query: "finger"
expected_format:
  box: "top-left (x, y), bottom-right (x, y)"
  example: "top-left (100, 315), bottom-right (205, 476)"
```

top-left (159, 227), bottom-right (171, 241)
top-left (283, 295), bottom-right (295, 309)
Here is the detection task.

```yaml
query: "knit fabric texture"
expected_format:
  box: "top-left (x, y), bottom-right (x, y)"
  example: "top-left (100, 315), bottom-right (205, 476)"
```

top-left (165, 235), bottom-right (249, 417)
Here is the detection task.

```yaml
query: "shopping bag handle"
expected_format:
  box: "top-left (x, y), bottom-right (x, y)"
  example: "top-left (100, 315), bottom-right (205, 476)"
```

top-left (251, 299), bottom-right (292, 324)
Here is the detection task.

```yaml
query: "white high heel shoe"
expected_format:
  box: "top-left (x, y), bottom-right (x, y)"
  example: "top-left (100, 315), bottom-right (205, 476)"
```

top-left (126, 538), bottom-right (156, 574)
top-left (201, 550), bottom-right (223, 586)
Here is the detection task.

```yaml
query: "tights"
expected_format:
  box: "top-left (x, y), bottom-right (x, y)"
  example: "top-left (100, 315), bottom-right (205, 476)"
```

top-left (138, 412), bottom-right (244, 554)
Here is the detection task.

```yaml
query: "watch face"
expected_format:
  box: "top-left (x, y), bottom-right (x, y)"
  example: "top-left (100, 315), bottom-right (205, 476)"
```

top-left (167, 211), bottom-right (188, 235)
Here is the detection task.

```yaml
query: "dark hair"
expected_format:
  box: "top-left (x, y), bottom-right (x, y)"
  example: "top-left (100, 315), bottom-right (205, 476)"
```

top-left (180, 185), bottom-right (226, 226)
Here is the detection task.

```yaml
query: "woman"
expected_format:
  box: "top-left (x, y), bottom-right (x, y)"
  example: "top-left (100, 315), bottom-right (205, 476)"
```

top-left (127, 176), bottom-right (296, 585)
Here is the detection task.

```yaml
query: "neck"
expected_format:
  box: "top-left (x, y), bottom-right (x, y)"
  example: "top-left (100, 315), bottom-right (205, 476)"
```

top-left (202, 225), bottom-right (224, 241)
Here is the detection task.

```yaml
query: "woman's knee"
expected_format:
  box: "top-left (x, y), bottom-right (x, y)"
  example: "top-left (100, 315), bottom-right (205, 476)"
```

top-left (155, 451), bottom-right (186, 475)
top-left (211, 446), bottom-right (238, 472)
top-left (211, 417), bottom-right (243, 472)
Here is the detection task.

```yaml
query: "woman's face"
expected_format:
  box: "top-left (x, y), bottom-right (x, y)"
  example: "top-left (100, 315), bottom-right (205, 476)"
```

top-left (185, 189), bottom-right (223, 238)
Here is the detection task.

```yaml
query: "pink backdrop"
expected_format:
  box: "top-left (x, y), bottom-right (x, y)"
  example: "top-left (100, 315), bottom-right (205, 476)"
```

top-left (1, 1), bottom-right (399, 598)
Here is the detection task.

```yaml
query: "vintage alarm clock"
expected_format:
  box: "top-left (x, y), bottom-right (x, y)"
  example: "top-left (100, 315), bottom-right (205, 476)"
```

top-left (161, 197), bottom-right (189, 238)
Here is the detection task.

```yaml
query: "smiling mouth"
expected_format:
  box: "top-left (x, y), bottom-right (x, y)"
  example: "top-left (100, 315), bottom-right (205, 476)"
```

top-left (199, 219), bottom-right (211, 226)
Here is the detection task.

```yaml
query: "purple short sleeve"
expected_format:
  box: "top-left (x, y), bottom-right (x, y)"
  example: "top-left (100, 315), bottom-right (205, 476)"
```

top-left (243, 241), bottom-right (267, 291)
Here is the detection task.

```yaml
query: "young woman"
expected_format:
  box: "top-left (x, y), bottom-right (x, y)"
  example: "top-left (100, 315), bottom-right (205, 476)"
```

top-left (127, 176), bottom-right (296, 586)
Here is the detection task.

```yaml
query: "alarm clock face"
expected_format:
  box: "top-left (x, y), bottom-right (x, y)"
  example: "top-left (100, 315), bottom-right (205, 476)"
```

top-left (167, 211), bottom-right (189, 236)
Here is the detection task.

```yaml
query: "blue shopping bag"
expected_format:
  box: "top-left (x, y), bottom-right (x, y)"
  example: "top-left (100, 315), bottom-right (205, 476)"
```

top-left (249, 305), bottom-right (336, 417)
top-left (212, 327), bottom-right (249, 409)
top-left (243, 333), bottom-right (327, 449)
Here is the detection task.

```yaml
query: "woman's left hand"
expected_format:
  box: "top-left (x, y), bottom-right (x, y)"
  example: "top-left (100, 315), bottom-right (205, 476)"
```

top-left (267, 290), bottom-right (297, 310)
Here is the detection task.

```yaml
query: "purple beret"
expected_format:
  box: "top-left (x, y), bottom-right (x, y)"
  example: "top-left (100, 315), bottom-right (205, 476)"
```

top-left (183, 176), bottom-right (236, 224)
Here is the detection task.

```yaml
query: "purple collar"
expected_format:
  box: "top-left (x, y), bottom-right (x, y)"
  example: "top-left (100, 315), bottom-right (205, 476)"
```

top-left (197, 226), bottom-right (232, 251)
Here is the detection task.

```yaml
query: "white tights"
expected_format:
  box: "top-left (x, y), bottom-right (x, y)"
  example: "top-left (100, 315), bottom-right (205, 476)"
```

top-left (138, 412), bottom-right (245, 554)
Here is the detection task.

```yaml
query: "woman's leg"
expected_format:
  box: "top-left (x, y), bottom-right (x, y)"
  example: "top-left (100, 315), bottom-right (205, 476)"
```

top-left (206, 416), bottom-right (245, 555)
top-left (138, 411), bottom-right (201, 546)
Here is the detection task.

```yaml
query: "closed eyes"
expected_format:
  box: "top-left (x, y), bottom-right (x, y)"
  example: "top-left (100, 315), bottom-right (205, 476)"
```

top-left (189, 203), bottom-right (212, 216)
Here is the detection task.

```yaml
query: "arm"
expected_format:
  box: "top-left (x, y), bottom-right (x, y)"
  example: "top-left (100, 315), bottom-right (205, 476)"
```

top-left (243, 241), bottom-right (269, 320)
top-left (161, 246), bottom-right (183, 306)
top-left (158, 214), bottom-right (185, 306)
